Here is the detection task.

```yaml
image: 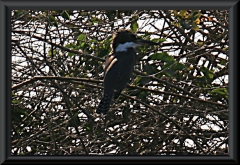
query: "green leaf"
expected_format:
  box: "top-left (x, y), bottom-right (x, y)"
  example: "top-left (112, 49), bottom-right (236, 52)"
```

top-left (47, 49), bottom-right (59, 57)
top-left (220, 59), bottom-right (228, 65)
top-left (68, 52), bottom-right (74, 57)
top-left (151, 38), bottom-right (166, 43)
top-left (197, 40), bottom-right (204, 46)
top-left (12, 99), bottom-right (20, 104)
top-left (172, 62), bottom-right (185, 70)
top-left (49, 15), bottom-right (58, 26)
top-left (77, 34), bottom-right (88, 49)
top-left (77, 33), bottom-right (87, 41)
top-left (98, 49), bottom-right (108, 57)
top-left (133, 76), bottom-right (142, 85)
top-left (56, 10), bottom-right (63, 14)
top-left (173, 10), bottom-right (178, 17)
top-left (149, 52), bottom-right (175, 63)
top-left (135, 76), bottom-right (151, 86)
top-left (196, 76), bottom-right (208, 86)
top-left (78, 85), bottom-right (84, 88)
top-left (59, 70), bottom-right (65, 76)
top-left (179, 10), bottom-right (188, 18)
top-left (12, 91), bottom-right (16, 96)
top-left (211, 88), bottom-right (227, 95)
top-left (79, 42), bottom-right (87, 50)
top-left (47, 49), bottom-right (53, 57)
top-left (130, 21), bottom-right (138, 33)
top-left (210, 87), bottom-right (228, 99)
top-left (106, 11), bottom-right (116, 22)
top-left (62, 10), bottom-right (70, 20)
top-left (200, 67), bottom-right (214, 82)
top-left (65, 43), bottom-right (77, 49)
top-left (137, 91), bottom-right (149, 101)
top-left (192, 22), bottom-right (200, 31)
top-left (13, 10), bottom-right (21, 19)
top-left (143, 63), bottom-right (158, 75)
top-left (192, 12), bottom-right (202, 19)
top-left (163, 68), bottom-right (175, 77)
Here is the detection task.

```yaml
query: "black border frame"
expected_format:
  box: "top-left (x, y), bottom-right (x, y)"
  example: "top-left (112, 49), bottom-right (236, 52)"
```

top-left (1, 0), bottom-right (239, 164)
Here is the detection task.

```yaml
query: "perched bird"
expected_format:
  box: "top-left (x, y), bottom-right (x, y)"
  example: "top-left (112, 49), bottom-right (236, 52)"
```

top-left (96, 30), bottom-right (157, 114)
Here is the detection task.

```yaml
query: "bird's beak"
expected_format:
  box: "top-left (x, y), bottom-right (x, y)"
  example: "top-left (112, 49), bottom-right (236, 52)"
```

top-left (136, 38), bottom-right (158, 46)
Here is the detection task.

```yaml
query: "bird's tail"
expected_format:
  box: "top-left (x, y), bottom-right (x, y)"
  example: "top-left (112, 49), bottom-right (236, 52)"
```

top-left (96, 94), bottom-right (112, 114)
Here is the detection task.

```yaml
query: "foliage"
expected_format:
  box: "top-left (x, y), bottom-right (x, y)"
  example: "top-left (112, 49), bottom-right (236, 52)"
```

top-left (11, 10), bottom-right (228, 155)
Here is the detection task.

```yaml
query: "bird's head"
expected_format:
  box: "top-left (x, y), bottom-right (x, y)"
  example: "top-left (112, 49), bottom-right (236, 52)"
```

top-left (112, 30), bottom-right (158, 52)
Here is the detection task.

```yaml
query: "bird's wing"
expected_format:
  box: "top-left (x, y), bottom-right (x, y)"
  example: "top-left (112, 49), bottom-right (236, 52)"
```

top-left (104, 53), bottom-right (118, 75)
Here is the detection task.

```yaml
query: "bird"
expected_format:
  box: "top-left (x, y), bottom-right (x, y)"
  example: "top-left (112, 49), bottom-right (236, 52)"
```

top-left (96, 30), bottom-right (158, 114)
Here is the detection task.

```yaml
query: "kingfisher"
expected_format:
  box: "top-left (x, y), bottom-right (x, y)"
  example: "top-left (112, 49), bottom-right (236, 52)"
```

top-left (96, 30), bottom-right (158, 114)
